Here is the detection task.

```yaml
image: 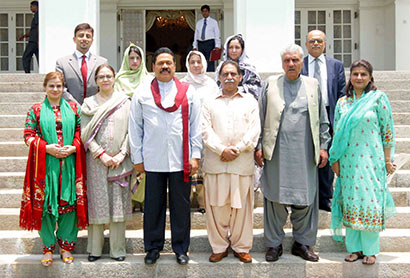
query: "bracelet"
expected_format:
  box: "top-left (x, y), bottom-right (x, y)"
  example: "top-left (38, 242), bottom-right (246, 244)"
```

top-left (98, 151), bottom-right (105, 158)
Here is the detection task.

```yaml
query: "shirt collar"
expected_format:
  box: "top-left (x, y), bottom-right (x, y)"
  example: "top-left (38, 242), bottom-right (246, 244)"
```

top-left (75, 50), bottom-right (90, 59)
top-left (308, 53), bottom-right (325, 64)
top-left (215, 87), bottom-right (245, 99)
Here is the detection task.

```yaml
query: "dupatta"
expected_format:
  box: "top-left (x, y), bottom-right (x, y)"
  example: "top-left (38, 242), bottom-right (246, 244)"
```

top-left (329, 90), bottom-right (395, 242)
top-left (20, 98), bottom-right (87, 230)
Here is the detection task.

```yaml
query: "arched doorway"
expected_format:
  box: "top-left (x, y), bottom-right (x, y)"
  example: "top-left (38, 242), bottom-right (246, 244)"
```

top-left (145, 10), bottom-right (195, 72)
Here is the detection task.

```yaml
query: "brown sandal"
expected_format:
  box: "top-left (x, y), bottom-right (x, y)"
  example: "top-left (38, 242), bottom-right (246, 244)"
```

top-left (362, 255), bottom-right (376, 265)
top-left (344, 251), bottom-right (364, 262)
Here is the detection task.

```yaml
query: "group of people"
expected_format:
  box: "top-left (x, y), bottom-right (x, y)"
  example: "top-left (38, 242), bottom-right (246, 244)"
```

top-left (20, 20), bottom-right (396, 268)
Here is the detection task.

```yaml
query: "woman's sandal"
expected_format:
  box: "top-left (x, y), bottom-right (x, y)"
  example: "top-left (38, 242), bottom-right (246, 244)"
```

top-left (41, 251), bottom-right (53, 267)
top-left (344, 251), bottom-right (364, 262)
top-left (362, 255), bottom-right (376, 265)
top-left (60, 249), bottom-right (74, 264)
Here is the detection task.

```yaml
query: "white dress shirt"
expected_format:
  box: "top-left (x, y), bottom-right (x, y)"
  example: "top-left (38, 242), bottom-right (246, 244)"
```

top-left (193, 16), bottom-right (221, 49)
top-left (128, 78), bottom-right (202, 172)
top-left (74, 50), bottom-right (91, 71)
top-left (308, 54), bottom-right (328, 106)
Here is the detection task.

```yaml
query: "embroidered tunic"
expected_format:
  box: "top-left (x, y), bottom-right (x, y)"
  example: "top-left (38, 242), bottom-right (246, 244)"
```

top-left (332, 91), bottom-right (395, 231)
top-left (24, 102), bottom-right (80, 211)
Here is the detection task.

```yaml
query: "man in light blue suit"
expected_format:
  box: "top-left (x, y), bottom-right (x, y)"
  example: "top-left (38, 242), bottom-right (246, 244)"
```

top-left (301, 30), bottom-right (346, 212)
top-left (56, 23), bottom-right (107, 105)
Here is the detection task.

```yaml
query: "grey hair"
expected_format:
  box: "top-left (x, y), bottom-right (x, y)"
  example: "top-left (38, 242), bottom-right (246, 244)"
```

top-left (280, 44), bottom-right (304, 59)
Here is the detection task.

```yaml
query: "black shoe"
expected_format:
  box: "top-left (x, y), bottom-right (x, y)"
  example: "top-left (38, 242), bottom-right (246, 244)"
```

top-left (291, 241), bottom-right (319, 262)
top-left (198, 208), bottom-right (206, 214)
top-left (265, 244), bottom-right (283, 262)
top-left (88, 254), bottom-right (101, 262)
top-left (111, 256), bottom-right (126, 261)
top-left (176, 253), bottom-right (189, 265)
top-left (319, 200), bottom-right (332, 212)
top-left (144, 249), bottom-right (160, 264)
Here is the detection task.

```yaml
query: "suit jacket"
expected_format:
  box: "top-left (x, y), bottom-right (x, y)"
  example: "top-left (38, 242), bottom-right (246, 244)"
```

top-left (56, 53), bottom-right (107, 105)
top-left (301, 56), bottom-right (345, 126)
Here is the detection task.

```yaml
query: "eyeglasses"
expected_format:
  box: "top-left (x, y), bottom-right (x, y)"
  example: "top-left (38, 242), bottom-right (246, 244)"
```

top-left (308, 39), bottom-right (324, 44)
top-left (96, 75), bottom-right (114, 80)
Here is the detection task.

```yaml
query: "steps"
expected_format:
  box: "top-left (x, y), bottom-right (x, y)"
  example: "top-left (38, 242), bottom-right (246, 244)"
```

top-left (0, 72), bottom-right (410, 277)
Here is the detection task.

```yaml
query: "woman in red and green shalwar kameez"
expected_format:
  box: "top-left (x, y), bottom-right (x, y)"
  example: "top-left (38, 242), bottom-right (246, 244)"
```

top-left (20, 72), bottom-right (87, 266)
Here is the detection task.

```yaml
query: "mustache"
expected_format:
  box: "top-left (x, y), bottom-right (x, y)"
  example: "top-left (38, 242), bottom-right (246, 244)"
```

top-left (160, 68), bottom-right (171, 73)
top-left (224, 80), bottom-right (235, 83)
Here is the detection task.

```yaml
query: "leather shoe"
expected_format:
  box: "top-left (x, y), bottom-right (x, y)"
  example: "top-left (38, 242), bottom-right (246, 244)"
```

top-left (176, 253), bottom-right (189, 265)
top-left (111, 256), bottom-right (126, 261)
top-left (233, 251), bottom-right (252, 263)
top-left (88, 254), bottom-right (101, 262)
top-left (209, 249), bottom-right (228, 262)
top-left (319, 200), bottom-right (332, 212)
top-left (144, 249), bottom-right (160, 264)
top-left (265, 245), bottom-right (283, 262)
top-left (291, 242), bottom-right (319, 262)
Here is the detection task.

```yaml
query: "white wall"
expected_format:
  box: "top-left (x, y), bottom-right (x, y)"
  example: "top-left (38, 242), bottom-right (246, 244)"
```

top-left (359, 1), bottom-right (387, 70)
top-left (100, 2), bottom-right (118, 70)
top-left (395, 0), bottom-right (410, 70)
top-left (384, 2), bottom-right (395, 70)
top-left (39, 0), bottom-right (100, 73)
top-left (234, 0), bottom-right (294, 72)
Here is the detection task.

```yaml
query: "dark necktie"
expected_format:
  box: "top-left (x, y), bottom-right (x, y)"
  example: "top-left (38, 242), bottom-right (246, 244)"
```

top-left (81, 55), bottom-right (88, 100)
top-left (201, 18), bottom-right (207, 40)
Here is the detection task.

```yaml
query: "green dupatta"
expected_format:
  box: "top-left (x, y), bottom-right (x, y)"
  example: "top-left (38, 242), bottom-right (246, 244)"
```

top-left (329, 90), bottom-right (396, 242)
top-left (114, 43), bottom-right (149, 96)
top-left (40, 97), bottom-right (77, 218)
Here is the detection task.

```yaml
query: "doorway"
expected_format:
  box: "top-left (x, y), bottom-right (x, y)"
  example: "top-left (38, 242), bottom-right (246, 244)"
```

top-left (145, 10), bottom-right (195, 72)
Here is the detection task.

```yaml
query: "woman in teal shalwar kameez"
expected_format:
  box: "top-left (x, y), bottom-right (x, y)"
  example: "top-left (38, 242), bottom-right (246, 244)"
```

top-left (329, 59), bottom-right (396, 265)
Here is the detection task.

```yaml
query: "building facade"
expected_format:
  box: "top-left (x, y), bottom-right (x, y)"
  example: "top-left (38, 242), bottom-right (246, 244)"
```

top-left (0, 0), bottom-right (409, 73)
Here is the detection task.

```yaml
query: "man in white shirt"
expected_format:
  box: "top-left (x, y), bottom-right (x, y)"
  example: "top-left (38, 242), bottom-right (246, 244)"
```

top-left (128, 47), bottom-right (202, 265)
top-left (193, 5), bottom-right (221, 72)
top-left (56, 23), bottom-right (107, 104)
top-left (202, 60), bottom-right (260, 263)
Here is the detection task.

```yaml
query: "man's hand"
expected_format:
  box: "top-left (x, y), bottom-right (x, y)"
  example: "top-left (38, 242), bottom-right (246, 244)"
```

top-left (220, 147), bottom-right (239, 162)
top-left (254, 149), bottom-right (264, 167)
top-left (331, 161), bottom-right (340, 177)
top-left (133, 163), bottom-right (145, 173)
top-left (189, 158), bottom-right (199, 176)
top-left (318, 149), bottom-right (329, 168)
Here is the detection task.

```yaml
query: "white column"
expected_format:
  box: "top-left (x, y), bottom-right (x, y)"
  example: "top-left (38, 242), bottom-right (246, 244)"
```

top-left (39, 0), bottom-right (100, 73)
top-left (395, 0), bottom-right (410, 70)
top-left (100, 2), bottom-right (118, 70)
top-left (233, 0), bottom-right (295, 72)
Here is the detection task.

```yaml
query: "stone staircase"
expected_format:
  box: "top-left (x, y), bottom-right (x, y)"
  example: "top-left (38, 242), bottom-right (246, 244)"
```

top-left (0, 72), bottom-right (410, 277)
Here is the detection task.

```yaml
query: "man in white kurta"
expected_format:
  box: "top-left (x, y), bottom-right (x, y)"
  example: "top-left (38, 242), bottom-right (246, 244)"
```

top-left (202, 61), bottom-right (260, 263)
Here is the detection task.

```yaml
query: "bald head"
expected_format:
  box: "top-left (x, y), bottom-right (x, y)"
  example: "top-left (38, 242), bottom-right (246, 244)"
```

top-left (305, 30), bottom-right (326, 58)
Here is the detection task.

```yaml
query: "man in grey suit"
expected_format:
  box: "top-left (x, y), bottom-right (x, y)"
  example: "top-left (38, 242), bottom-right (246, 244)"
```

top-left (56, 23), bottom-right (107, 105)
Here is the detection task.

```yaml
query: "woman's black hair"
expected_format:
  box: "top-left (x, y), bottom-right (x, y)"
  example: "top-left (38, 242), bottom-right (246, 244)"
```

top-left (129, 46), bottom-right (142, 58)
top-left (346, 59), bottom-right (377, 97)
top-left (227, 35), bottom-right (245, 60)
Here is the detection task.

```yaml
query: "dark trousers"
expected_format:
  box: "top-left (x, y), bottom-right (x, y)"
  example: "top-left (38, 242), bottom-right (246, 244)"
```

top-left (22, 41), bottom-right (39, 73)
top-left (319, 106), bottom-right (334, 206)
top-left (198, 39), bottom-right (215, 72)
top-left (143, 171), bottom-right (191, 254)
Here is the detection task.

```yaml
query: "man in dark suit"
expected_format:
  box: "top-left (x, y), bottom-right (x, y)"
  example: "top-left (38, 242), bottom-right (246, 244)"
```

top-left (56, 23), bottom-right (107, 105)
top-left (301, 29), bottom-right (346, 212)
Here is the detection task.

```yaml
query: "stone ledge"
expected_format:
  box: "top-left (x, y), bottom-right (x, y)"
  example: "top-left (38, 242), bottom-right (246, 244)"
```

top-left (0, 229), bottom-right (409, 255)
top-left (0, 252), bottom-right (410, 278)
